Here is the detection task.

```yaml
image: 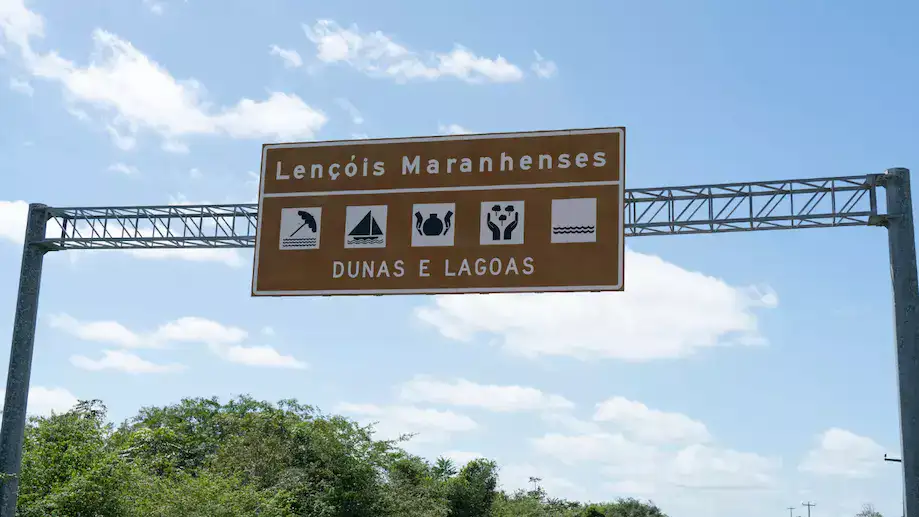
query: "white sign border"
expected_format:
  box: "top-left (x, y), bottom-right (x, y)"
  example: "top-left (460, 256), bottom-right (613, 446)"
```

top-left (251, 127), bottom-right (625, 296)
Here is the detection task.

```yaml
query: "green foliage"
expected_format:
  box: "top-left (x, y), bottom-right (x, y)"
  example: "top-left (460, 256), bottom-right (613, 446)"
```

top-left (12, 395), bottom-right (669, 517)
top-left (445, 458), bottom-right (499, 517)
top-left (17, 400), bottom-right (136, 517)
top-left (491, 487), bottom-right (666, 517)
top-left (128, 470), bottom-right (290, 517)
top-left (856, 504), bottom-right (884, 517)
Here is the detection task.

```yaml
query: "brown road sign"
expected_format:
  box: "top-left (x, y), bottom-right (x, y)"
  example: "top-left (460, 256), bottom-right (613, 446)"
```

top-left (252, 127), bottom-right (625, 296)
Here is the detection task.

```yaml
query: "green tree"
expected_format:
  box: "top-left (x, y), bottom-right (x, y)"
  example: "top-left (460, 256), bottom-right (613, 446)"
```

top-left (432, 456), bottom-right (458, 481)
top-left (490, 488), bottom-right (552, 517)
top-left (856, 504), bottom-right (884, 517)
top-left (383, 454), bottom-right (449, 517)
top-left (581, 498), bottom-right (668, 517)
top-left (17, 400), bottom-right (136, 517)
top-left (12, 394), bottom-right (672, 517)
top-left (121, 396), bottom-right (395, 516)
top-left (446, 458), bottom-right (499, 517)
top-left (128, 470), bottom-right (290, 517)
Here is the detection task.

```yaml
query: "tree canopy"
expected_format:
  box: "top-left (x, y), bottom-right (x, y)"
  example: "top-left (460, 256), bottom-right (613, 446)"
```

top-left (856, 504), bottom-right (884, 517)
top-left (12, 395), bottom-right (669, 517)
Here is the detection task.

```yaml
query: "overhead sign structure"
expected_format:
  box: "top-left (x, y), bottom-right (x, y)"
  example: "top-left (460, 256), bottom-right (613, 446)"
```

top-left (252, 127), bottom-right (625, 296)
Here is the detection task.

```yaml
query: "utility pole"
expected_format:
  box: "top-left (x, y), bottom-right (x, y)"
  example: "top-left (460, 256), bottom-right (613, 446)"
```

top-left (803, 501), bottom-right (816, 517)
top-left (0, 205), bottom-right (47, 517)
top-left (884, 167), bottom-right (919, 517)
top-left (788, 506), bottom-right (796, 517)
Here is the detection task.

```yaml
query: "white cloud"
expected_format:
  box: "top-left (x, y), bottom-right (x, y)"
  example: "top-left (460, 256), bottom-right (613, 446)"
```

top-left (605, 479), bottom-right (656, 495)
top-left (438, 123), bottom-right (471, 135)
top-left (0, 386), bottom-right (78, 416)
top-left (0, 0), bottom-right (44, 50)
top-left (142, 0), bottom-right (164, 15)
top-left (540, 412), bottom-right (603, 434)
top-left (162, 139), bottom-right (189, 154)
top-left (535, 432), bottom-right (779, 492)
top-left (2, 3), bottom-right (327, 151)
top-left (399, 375), bottom-right (574, 413)
top-left (593, 396), bottom-right (711, 444)
top-left (269, 44), bottom-right (303, 68)
top-left (48, 313), bottom-right (246, 349)
top-left (188, 167), bottom-right (202, 179)
top-left (67, 105), bottom-right (90, 121)
top-left (70, 349), bottom-right (185, 373)
top-left (167, 193), bottom-right (211, 205)
top-left (29, 386), bottom-right (79, 415)
top-left (211, 91), bottom-right (326, 140)
top-left (351, 132), bottom-right (369, 139)
top-left (304, 19), bottom-right (524, 84)
top-left (415, 249), bottom-right (778, 361)
top-left (531, 51), bottom-right (558, 79)
top-left (336, 403), bottom-right (478, 444)
top-left (667, 444), bottom-right (780, 490)
top-left (9, 76), bottom-right (32, 95)
top-left (498, 463), bottom-right (584, 500)
top-left (532, 395), bottom-right (780, 493)
top-left (0, 200), bottom-right (28, 245)
top-left (335, 97), bottom-right (363, 124)
top-left (244, 171), bottom-right (259, 202)
top-left (108, 162), bottom-right (139, 176)
top-left (48, 313), bottom-right (147, 348)
top-left (106, 123), bottom-right (137, 150)
top-left (799, 428), bottom-right (886, 478)
top-left (211, 343), bottom-right (308, 369)
top-left (153, 316), bottom-right (248, 345)
top-left (533, 432), bottom-right (660, 466)
top-left (49, 314), bottom-right (308, 370)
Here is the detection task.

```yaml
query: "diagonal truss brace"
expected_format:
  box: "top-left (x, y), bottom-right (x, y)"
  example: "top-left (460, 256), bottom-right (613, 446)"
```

top-left (36, 174), bottom-right (885, 251)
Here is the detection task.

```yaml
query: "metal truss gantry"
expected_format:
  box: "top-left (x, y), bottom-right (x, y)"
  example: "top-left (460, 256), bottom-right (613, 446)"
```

top-left (2, 171), bottom-right (917, 517)
top-left (36, 174), bottom-right (882, 250)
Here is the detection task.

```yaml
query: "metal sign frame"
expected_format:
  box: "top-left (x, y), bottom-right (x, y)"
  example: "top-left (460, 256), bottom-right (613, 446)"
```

top-left (0, 169), bottom-right (915, 517)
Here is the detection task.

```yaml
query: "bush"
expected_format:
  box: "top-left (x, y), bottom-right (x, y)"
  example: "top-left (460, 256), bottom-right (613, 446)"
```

top-left (13, 395), bottom-right (669, 517)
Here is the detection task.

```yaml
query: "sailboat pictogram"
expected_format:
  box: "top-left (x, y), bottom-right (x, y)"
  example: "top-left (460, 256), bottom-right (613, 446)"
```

top-left (347, 210), bottom-right (384, 245)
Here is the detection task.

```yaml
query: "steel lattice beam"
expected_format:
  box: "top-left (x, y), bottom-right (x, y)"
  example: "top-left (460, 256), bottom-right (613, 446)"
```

top-left (625, 174), bottom-right (881, 236)
top-left (36, 174), bottom-right (883, 251)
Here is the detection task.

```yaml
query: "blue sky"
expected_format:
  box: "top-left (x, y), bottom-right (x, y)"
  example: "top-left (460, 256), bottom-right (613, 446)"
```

top-left (1, 0), bottom-right (917, 516)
